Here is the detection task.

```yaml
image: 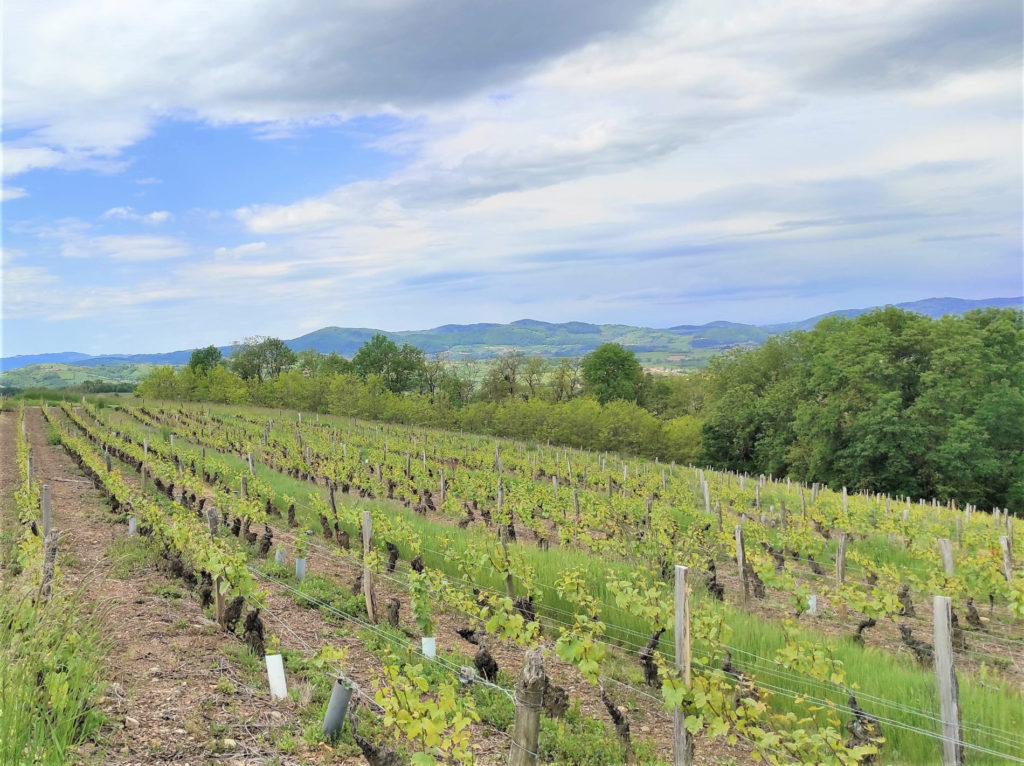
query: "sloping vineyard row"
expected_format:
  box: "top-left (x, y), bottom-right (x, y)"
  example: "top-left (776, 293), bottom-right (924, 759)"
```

top-left (70, 398), bottom-right (1024, 763)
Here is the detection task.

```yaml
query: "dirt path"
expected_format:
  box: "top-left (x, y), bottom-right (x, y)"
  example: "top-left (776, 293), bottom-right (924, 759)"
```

top-left (25, 406), bottom-right (331, 766)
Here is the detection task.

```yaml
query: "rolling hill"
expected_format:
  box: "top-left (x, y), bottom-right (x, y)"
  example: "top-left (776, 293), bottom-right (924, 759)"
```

top-left (2, 296), bottom-right (1019, 388)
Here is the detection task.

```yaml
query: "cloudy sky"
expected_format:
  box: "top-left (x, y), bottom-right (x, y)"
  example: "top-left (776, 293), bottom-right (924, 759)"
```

top-left (2, 0), bottom-right (1021, 355)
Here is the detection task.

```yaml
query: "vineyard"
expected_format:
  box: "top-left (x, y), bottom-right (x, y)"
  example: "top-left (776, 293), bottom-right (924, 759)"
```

top-left (3, 396), bottom-right (1022, 765)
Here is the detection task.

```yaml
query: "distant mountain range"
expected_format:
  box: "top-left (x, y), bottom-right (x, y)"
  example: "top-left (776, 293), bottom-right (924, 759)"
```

top-left (2, 297), bottom-right (1020, 384)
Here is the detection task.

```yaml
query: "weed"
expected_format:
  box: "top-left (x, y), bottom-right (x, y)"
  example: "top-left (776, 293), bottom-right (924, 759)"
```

top-left (109, 536), bottom-right (156, 579)
top-left (147, 583), bottom-right (183, 600)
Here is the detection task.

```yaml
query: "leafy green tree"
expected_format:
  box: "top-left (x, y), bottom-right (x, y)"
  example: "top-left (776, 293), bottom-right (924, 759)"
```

top-left (551, 358), bottom-right (582, 402)
top-left (136, 366), bottom-right (181, 399)
top-left (200, 366), bottom-right (248, 404)
top-left (295, 349), bottom-right (353, 378)
top-left (187, 345), bottom-right (222, 375)
top-left (227, 336), bottom-right (297, 383)
top-left (352, 333), bottom-right (424, 393)
top-left (438, 367), bottom-right (474, 407)
top-left (701, 307), bottom-right (1023, 509)
top-left (420, 354), bottom-right (449, 399)
top-left (320, 351), bottom-right (354, 376)
top-left (582, 343), bottom-right (642, 404)
top-left (522, 356), bottom-right (549, 400)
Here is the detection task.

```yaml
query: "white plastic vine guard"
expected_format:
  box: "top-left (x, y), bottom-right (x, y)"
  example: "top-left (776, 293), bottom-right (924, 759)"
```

top-left (421, 637), bottom-right (436, 658)
top-left (266, 653), bottom-right (288, 700)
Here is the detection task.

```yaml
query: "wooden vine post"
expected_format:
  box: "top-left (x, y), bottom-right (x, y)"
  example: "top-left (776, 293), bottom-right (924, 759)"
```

top-left (933, 596), bottom-right (964, 766)
top-left (1000, 536), bottom-right (1014, 582)
top-left (938, 539), bottom-right (954, 575)
top-left (673, 565), bottom-right (693, 766)
top-left (41, 484), bottom-right (52, 537)
top-left (500, 525), bottom-right (516, 599)
top-left (735, 525), bottom-right (748, 604)
top-left (362, 511), bottom-right (377, 623)
top-left (41, 529), bottom-right (60, 601)
top-left (836, 531), bottom-right (848, 619)
top-left (509, 648), bottom-right (545, 766)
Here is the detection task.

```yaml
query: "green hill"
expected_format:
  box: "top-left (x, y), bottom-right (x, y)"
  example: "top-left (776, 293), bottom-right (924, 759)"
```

top-left (0, 363), bottom-right (160, 390)
top-left (4, 296), bottom-right (1019, 388)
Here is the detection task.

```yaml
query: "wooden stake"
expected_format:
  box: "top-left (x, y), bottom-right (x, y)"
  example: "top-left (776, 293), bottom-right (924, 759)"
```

top-left (1000, 536), bottom-right (1014, 583)
top-left (509, 648), bottom-right (545, 766)
top-left (501, 527), bottom-right (515, 599)
top-left (41, 484), bottom-right (52, 537)
top-left (836, 532), bottom-right (848, 585)
top-left (214, 576), bottom-right (225, 624)
top-left (362, 511), bottom-right (377, 623)
top-left (41, 529), bottom-right (59, 601)
top-left (836, 531), bottom-right (848, 619)
top-left (673, 565), bottom-right (693, 765)
top-left (938, 538), bottom-right (954, 575)
top-left (933, 596), bottom-right (964, 766)
top-left (735, 526), bottom-right (748, 604)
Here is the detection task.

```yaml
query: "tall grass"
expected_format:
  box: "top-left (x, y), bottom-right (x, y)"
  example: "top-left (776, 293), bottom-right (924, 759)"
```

top-left (0, 584), bottom-right (108, 764)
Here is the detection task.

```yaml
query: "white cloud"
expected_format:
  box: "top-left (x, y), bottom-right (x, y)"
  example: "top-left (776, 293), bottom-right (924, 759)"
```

top-left (1, 187), bottom-right (28, 201)
top-left (213, 241), bottom-right (267, 258)
top-left (2, 146), bottom-right (64, 176)
top-left (101, 206), bottom-right (173, 224)
top-left (2, 0), bottom-right (1020, 350)
top-left (2, 0), bottom-right (663, 176)
top-left (74, 235), bottom-right (190, 261)
top-left (1, 247), bottom-right (27, 265)
top-left (23, 220), bottom-right (192, 261)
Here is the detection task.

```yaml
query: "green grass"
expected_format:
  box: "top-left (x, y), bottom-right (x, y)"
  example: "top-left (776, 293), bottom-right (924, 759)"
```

top-left (0, 584), bottom-right (108, 764)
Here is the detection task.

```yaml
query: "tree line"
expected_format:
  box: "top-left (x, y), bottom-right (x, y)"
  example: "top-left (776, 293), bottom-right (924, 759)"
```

top-left (136, 307), bottom-right (1023, 510)
top-left (137, 335), bottom-right (705, 463)
top-left (701, 307), bottom-right (1023, 511)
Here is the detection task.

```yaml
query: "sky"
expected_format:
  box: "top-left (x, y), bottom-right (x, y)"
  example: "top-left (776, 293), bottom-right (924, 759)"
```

top-left (1, 0), bottom-right (1022, 356)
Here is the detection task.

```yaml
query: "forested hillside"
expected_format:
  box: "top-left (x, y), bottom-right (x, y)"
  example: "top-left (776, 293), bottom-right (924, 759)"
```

top-left (701, 307), bottom-right (1023, 511)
